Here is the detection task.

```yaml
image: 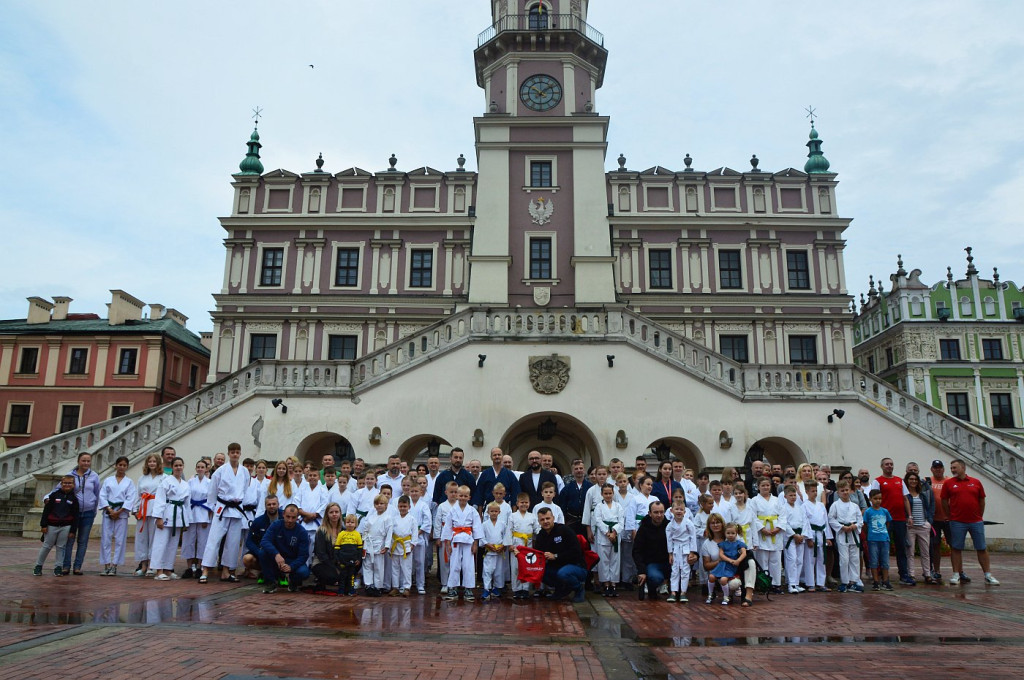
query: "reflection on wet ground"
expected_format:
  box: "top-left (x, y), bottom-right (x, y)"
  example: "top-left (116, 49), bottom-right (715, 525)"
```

top-left (0, 597), bottom-right (216, 625)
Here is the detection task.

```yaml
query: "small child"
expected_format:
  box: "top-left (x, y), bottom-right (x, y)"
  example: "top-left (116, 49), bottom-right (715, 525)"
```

top-left (407, 482), bottom-right (432, 594)
top-left (533, 482), bottom-right (565, 524)
top-left (692, 494), bottom-right (713, 593)
top-left (802, 482), bottom-right (833, 591)
top-left (730, 484), bottom-right (755, 550)
top-left (508, 492), bottom-right (540, 599)
top-left (780, 485), bottom-right (807, 593)
top-left (709, 481), bottom-right (735, 523)
top-left (433, 482), bottom-right (459, 594)
top-left (347, 471), bottom-right (380, 526)
top-left (359, 494), bottom-right (392, 596)
top-left (665, 499), bottom-right (697, 603)
top-left (334, 514), bottom-right (363, 595)
top-left (491, 483), bottom-right (513, 589)
top-left (388, 495), bottom-right (417, 596)
top-left (709, 523), bottom-right (746, 605)
top-left (614, 473), bottom-right (637, 588)
top-left (480, 501), bottom-right (510, 601)
top-left (863, 489), bottom-right (893, 591)
top-left (441, 485), bottom-right (482, 600)
top-left (35, 475), bottom-right (79, 576)
top-left (591, 483), bottom-right (625, 597)
top-left (828, 480), bottom-right (865, 593)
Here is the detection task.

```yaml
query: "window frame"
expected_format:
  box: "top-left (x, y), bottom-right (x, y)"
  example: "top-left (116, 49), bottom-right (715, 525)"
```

top-left (990, 393), bottom-right (1015, 428)
top-left (117, 347), bottom-right (139, 375)
top-left (982, 338), bottom-right (1004, 361)
top-left (334, 247), bottom-right (361, 287)
top-left (939, 339), bottom-right (961, 361)
top-left (6, 403), bottom-right (31, 435)
top-left (788, 335), bottom-right (818, 364)
top-left (719, 335), bottom-right (749, 364)
top-left (718, 249), bottom-right (742, 290)
top-left (530, 161), bottom-right (553, 188)
top-left (249, 334), bottom-right (278, 362)
top-left (328, 335), bottom-right (358, 361)
top-left (67, 347), bottom-right (89, 375)
top-left (17, 347), bottom-right (39, 374)
top-left (648, 248), bottom-right (673, 290)
top-left (408, 248), bottom-right (435, 289)
top-left (58, 403), bottom-right (82, 434)
top-left (529, 237), bottom-right (553, 280)
top-left (786, 250), bottom-right (811, 290)
top-left (946, 392), bottom-right (970, 421)
top-left (259, 247), bottom-right (285, 287)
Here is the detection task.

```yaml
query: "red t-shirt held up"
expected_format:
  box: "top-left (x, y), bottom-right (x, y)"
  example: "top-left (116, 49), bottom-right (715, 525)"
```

top-left (944, 475), bottom-right (986, 524)
top-left (515, 547), bottom-right (547, 585)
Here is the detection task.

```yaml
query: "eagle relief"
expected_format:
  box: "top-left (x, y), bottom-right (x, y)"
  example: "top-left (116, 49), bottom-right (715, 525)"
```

top-left (529, 354), bottom-right (570, 395)
top-left (529, 197), bottom-right (554, 225)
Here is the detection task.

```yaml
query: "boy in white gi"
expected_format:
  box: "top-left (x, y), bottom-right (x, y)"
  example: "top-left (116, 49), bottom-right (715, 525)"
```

top-left (433, 482), bottom-right (459, 594)
top-left (692, 494), bottom-right (713, 593)
top-left (780, 485), bottom-right (808, 593)
top-left (200, 443), bottom-right (250, 583)
top-left (388, 495), bottom-right (417, 596)
top-left (709, 481), bottom-right (736, 523)
top-left (801, 481), bottom-right (833, 591)
top-left (360, 494), bottom-right (392, 596)
top-left (750, 477), bottom-right (786, 594)
top-left (407, 482), bottom-right (433, 594)
top-left (441, 485), bottom-right (482, 601)
top-left (581, 466), bottom-right (610, 542)
top-left (480, 501), bottom-right (510, 601)
top-left (346, 472), bottom-right (379, 526)
top-left (508, 492), bottom-right (540, 599)
top-left (665, 499), bottom-right (697, 603)
top-left (827, 480), bottom-right (865, 593)
top-left (533, 482), bottom-right (564, 524)
top-left (591, 483), bottom-right (624, 597)
top-left (490, 483), bottom-right (513, 589)
top-left (98, 456), bottom-right (137, 576)
top-left (296, 468), bottom-right (328, 566)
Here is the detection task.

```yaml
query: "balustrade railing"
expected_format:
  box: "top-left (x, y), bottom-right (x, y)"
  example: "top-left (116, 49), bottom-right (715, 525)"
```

top-left (478, 14), bottom-right (605, 47)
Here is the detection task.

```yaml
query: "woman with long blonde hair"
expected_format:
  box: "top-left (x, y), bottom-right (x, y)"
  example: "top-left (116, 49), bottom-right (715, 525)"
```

top-left (311, 502), bottom-right (345, 589)
top-left (134, 453), bottom-right (164, 576)
top-left (266, 461), bottom-right (295, 506)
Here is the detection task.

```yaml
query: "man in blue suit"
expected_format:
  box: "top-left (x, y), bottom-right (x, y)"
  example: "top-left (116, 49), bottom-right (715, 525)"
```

top-left (473, 447), bottom-right (521, 509)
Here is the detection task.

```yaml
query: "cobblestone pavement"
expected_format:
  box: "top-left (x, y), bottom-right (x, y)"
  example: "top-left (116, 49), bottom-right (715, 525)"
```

top-left (1, 536), bottom-right (1022, 679)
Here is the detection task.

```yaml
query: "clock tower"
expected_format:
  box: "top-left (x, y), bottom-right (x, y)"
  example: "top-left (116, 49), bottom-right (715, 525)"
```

top-left (468, 0), bottom-right (616, 307)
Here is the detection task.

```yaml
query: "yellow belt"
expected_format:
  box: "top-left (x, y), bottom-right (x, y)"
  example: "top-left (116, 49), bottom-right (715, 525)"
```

top-left (737, 523), bottom-right (749, 544)
top-left (758, 515), bottom-right (779, 546)
top-left (391, 534), bottom-right (413, 559)
top-left (512, 531), bottom-right (533, 544)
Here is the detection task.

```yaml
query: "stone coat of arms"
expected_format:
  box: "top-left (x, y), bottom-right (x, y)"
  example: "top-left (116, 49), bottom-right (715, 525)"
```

top-left (529, 354), bottom-right (570, 394)
top-left (529, 197), bottom-right (554, 225)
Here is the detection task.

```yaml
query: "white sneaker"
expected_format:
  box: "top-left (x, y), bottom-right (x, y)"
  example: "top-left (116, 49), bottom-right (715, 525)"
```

top-left (134, 569), bottom-right (144, 576)
top-left (418, 588), bottom-right (426, 595)
top-left (170, 573), bottom-right (181, 580)
top-left (154, 573), bottom-right (170, 581)
top-left (145, 569), bottom-right (156, 577)
top-left (440, 586), bottom-right (448, 595)
top-left (985, 574), bottom-right (1000, 585)
top-left (949, 573), bottom-right (961, 585)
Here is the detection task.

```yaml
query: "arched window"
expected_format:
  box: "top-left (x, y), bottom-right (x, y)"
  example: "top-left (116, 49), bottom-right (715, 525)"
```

top-left (529, 3), bottom-right (549, 29)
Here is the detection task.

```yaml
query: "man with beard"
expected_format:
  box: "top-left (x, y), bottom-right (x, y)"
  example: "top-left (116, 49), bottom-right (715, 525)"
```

top-left (520, 450), bottom-right (559, 509)
top-left (377, 454), bottom-right (404, 491)
top-left (431, 448), bottom-right (475, 505)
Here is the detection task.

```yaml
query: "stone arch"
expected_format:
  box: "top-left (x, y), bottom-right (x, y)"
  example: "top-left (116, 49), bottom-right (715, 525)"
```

top-left (642, 436), bottom-right (705, 474)
top-left (293, 431), bottom-right (356, 467)
top-left (397, 434), bottom-right (454, 467)
top-left (747, 436), bottom-right (805, 470)
top-left (499, 411), bottom-right (602, 473)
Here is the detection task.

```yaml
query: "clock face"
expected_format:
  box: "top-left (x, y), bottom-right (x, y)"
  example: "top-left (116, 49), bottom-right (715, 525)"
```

top-left (520, 74), bottom-right (562, 112)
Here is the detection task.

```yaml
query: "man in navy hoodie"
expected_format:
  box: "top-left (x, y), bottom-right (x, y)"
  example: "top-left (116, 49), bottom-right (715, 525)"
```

top-left (259, 504), bottom-right (310, 592)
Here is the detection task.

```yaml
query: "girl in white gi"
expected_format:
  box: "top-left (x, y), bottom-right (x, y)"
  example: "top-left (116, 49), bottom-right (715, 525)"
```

top-left (182, 459), bottom-right (212, 579)
top-left (134, 453), bottom-right (164, 576)
top-left (801, 481), bottom-right (833, 591)
top-left (729, 484), bottom-right (756, 551)
top-left (827, 480), bottom-right (865, 592)
top-left (265, 461), bottom-right (296, 509)
top-left (360, 494), bottom-right (392, 596)
top-left (253, 460), bottom-right (270, 495)
top-left (591, 483), bottom-right (624, 597)
top-left (508, 492), bottom-right (540, 599)
top-left (433, 481), bottom-right (459, 594)
top-left (750, 477), bottom-right (787, 594)
top-left (665, 499), bottom-right (697, 603)
top-left (296, 468), bottom-right (328, 565)
top-left (624, 476), bottom-right (656, 585)
top-left (581, 466), bottom-right (610, 542)
top-left (150, 457), bottom-right (191, 580)
top-left (441, 485), bottom-right (482, 601)
top-left (780, 484), bottom-right (808, 593)
top-left (98, 456), bottom-right (137, 576)
top-left (199, 443), bottom-right (250, 584)
top-left (407, 482), bottom-right (433, 594)
top-left (613, 473), bottom-right (636, 587)
top-left (479, 501), bottom-right (510, 601)
top-left (388, 495), bottom-right (418, 596)
top-left (347, 472), bottom-right (380, 526)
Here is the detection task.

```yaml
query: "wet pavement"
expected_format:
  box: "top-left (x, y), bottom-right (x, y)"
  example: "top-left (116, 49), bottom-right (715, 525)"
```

top-left (1, 535), bottom-right (1022, 678)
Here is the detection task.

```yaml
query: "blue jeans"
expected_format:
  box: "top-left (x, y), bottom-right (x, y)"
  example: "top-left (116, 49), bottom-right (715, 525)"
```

top-left (644, 562), bottom-right (670, 589)
top-left (62, 510), bottom-right (96, 571)
top-left (258, 550), bottom-right (310, 585)
top-left (867, 540), bottom-right (890, 570)
top-left (543, 564), bottom-right (588, 595)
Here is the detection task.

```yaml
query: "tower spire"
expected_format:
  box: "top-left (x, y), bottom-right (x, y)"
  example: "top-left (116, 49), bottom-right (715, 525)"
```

top-left (803, 107), bottom-right (831, 174)
top-left (238, 125), bottom-right (264, 176)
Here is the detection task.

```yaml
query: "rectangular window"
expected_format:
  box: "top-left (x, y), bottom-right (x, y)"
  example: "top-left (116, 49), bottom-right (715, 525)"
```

top-left (867, 355), bottom-right (875, 373)
top-left (885, 347), bottom-right (894, 368)
top-left (648, 249), bottom-right (672, 289)
top-left (110, 405), bottom-right (131, 419)
top-left (982, 338), bottom-right (1004, 360)
top-left (720, 336), bottom-right (749, 363)
top-left (117, 348), bottom-right (138, 375)
top-left (718, 250), bottom-right (742, 289)
top-left (59, 405), bottom-right (81, 433)
top-left (788, 336), bottom-right (817, 364)
top-left (260, 247), bottom-right (284, 286)
top-left (530, 161), bottom-right (552, 187)
top-left (335, 247), bottom-right (359, 287)
top-left (947, 393), bottom-right (970, 421)
top-left (939, 339), bottom-right (961, 361)
top-left (249, 334), bottom-right (277, 362)
top-left (991, 393), bottom-right (1014, 428)
top-left (68, 348), bottom-right (89, 374)
top-left (188, 364), bottom-right (199, 390)
top-left (7, 404), bottom-right (30, 434)
top-left (328, 335), bottom-right (358, 360)
top-left (409, 250), bottom-right (433, 288)
top-left (786, 251), bottom-right (810, 289)
top-left (530, 238), bottom-right (552, 279)
top-left (18, 347), bottom-right (39, 374)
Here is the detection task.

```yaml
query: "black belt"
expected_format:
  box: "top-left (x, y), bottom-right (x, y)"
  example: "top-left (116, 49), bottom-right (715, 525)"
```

top-left (217, 497), bottom-right (243, 521)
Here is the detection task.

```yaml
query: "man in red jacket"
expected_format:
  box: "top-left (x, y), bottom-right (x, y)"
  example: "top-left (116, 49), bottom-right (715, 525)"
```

top-left (943, 459), bottom-right (999, 586)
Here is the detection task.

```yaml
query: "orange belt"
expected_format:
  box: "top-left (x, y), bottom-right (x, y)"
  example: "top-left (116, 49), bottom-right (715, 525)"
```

top-left (137, 493), bottom-right (156, 532)
top-left (453, 526), bottom-right (474, 536)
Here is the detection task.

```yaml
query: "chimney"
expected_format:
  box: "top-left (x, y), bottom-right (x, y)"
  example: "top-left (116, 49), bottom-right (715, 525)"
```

top-left (164, 308), bottom-right (189, 327)
top-left (51, 296), bottom-right (73, 321)
top-left (107, 290), bottom-right (145, 326)
top-left (149, 303), bottom-right (165, 320)
top-left (200, 332), bottom-right (213, 350)
top-left (26, 297), bottom-right (53, 324)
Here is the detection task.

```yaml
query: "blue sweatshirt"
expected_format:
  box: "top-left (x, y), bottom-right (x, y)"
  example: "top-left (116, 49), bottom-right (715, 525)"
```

top-left (259, 519), bottom-right (310, 569)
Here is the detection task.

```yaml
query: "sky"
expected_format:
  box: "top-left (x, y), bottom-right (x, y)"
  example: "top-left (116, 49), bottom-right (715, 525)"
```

top-left (2, 1), bottom-right (1022, 331)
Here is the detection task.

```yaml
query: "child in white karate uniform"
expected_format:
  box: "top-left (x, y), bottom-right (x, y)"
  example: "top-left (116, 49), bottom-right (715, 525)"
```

top-left (665, 499), bottom-right (697, 603)
top-left (433, 482), bottom-right (459, 594)
top-left (441, 485), bottom-right (482, 600)
top-left (181, 460), bottom-right (211, 579)
top-left (134, 454), bottom-right (165, 576)
top-left (827, 480), bottom-right (864, 593)
top-left (296, 469), bottom-right (328, 566)
top-left (614, 473), bottom-right (637, 586)
top-left (801, 482), bottom-right (833, 590)
top-left (480, 501), bottom-right (510, 600)
top-left (750, 477), bottom-right (787, 593)
top-left (490, 483), bottom-right (513, 587)
top-left (346, 472), bottom-right (379, 527)
top-left (533, 482), bottom-right (564, 524)
top-left (150, 457), bottom-right (191, 580)
top-left (388, 495), bottom-right (417, 596)
top-left (200, 444), bottom-right (251, 583)
top-left (98, 456), bottom-right (137, 576)
top-left (780, 484), bottom-right (808, 593)
top-left (692, 494), bottom-right (713, 593)
top-left (408, 483), bottom-right (433, 594)
top-left (728, 484), bottom-right (755, 548)
top-left (360, 494), bottom-right (392, 596)
top-left (508, 492), bottom-right (540, 599)
top-left (591, 483), bottom-right (624, 597)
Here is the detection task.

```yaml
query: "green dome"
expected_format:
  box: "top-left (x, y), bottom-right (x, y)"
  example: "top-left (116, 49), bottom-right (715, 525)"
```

top-left (804, 125), bottom-right (831, 174)
top-left (238, 126), bottom-right (264, 175)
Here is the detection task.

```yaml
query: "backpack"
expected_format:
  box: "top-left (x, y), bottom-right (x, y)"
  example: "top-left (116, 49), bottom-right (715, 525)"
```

top-left (576, 533), bottom-right (600, 571)
top-left (750, 556), bottom-right (773, 600)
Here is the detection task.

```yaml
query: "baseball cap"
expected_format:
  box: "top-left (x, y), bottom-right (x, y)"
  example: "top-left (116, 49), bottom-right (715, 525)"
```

top-left (931, 459), bottom-right (944, 468)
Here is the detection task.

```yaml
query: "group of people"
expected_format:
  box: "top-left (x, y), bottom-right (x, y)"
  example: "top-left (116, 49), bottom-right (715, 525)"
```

top-left (34, 444), bottom-right (1000, 606)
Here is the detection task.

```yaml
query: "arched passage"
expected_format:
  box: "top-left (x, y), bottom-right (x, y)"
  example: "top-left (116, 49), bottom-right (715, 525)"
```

top-left (642, 437), bottom-right (705, 473)
top-left (397, 434), bottom-right (453, 466)
top-left (747, 436), bottom-right (805, 470)
top-left (499, 412), bottom-right (602, 473)
top-left (293, 431), bottom-right (356, 466)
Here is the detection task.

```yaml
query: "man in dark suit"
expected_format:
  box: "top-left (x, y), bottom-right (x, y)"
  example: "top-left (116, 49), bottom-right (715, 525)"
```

top-left (473, 446), bottom-right (521, 509)
top-left (519, 450), bottom-right (558, 509)
top-left (430, 447), bottom-right (476, 505)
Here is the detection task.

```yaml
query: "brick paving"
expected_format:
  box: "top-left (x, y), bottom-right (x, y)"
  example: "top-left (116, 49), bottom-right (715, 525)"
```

top-left (2, 535), bottom-right (1024, 679)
